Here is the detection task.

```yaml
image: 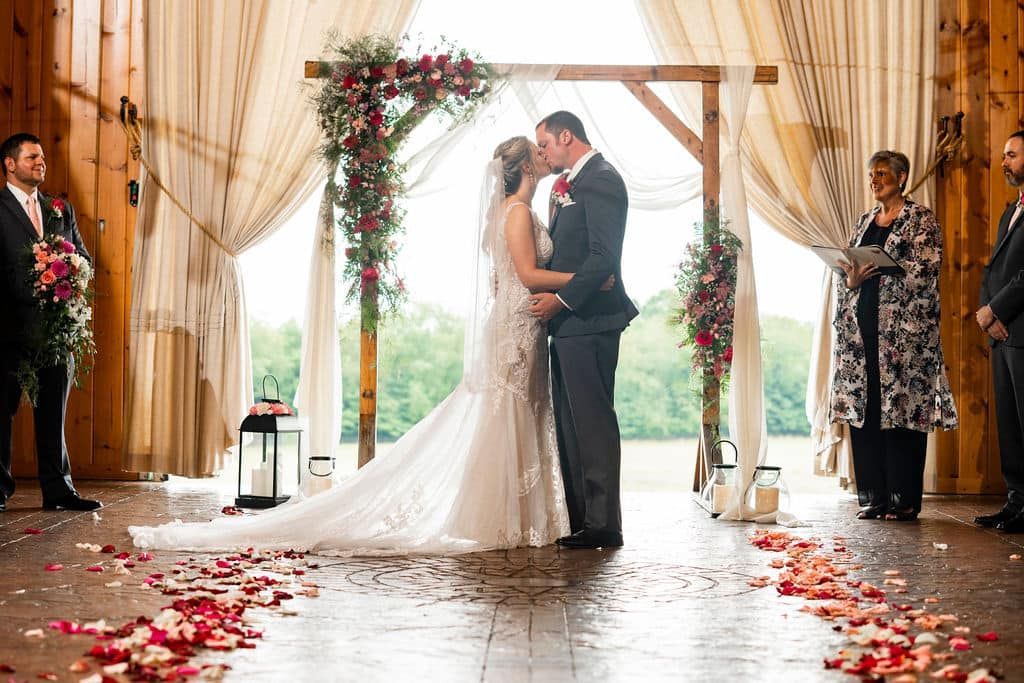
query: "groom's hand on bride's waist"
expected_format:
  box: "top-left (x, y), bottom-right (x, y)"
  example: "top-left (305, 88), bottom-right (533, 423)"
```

top-left (529, 293), bottom-right (565, 322)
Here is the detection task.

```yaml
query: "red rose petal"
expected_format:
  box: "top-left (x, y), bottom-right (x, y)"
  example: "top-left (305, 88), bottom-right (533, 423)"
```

top-left (100, 544), bottom-right (116, 553)
top-left (976, 631), bottom-right (999, 642)
top-left (86, 565), bottom-right (104, 573)
top-left (137, 552), bottom-right (154, 561)
top-left (23, 527), bottom-right (44, 535)
top-left (0, 664), bottom-right (14, 673)
top-left (44, 563), bottom-right (63, 572)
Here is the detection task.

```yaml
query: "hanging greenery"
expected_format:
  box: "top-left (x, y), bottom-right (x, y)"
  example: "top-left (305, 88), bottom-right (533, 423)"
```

top-left (672, 217), bottom-right (743, 393)
top-left (310, 33), bottom-right (496, 332)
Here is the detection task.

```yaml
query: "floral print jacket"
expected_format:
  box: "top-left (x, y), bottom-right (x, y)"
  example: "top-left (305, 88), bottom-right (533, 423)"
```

top-left (830, 200), bottom-right (959, 431)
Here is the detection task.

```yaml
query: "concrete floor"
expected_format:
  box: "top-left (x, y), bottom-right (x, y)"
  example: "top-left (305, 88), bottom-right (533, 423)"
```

top-left (1, 481), bottom-right (1022, 682)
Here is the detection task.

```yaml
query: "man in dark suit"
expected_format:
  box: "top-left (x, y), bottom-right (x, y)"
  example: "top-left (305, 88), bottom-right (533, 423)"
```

top-left (0, 133), bottom-right (100, 512)
top-left (531, 111), bottom-right (638, 549)
top-left (976, 129), bottom-right (1024, 533)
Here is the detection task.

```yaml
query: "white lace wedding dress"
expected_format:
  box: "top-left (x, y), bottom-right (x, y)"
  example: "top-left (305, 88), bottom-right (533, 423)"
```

top-left (129, 171), bottom-right (569, 556)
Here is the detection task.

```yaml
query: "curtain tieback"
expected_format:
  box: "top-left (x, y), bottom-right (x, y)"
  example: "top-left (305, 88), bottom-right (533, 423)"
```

top-left (118, 97), bottom-right (238, 259)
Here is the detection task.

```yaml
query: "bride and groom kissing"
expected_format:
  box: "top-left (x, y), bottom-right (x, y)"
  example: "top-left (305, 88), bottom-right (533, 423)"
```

top-left (129, 111), bottom-right (639, 555)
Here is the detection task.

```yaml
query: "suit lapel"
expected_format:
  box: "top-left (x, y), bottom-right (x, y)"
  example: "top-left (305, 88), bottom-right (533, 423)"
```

top-left (0, 185), bottom-right (41, 242)
top-left (549, 153), bottom-right (603, 239)
top-left (988, 203), bottom-right (1020, 265)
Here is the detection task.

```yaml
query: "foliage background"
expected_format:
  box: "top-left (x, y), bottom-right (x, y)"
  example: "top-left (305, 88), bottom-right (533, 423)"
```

top-left (250, 289), bottom-right (813, 442)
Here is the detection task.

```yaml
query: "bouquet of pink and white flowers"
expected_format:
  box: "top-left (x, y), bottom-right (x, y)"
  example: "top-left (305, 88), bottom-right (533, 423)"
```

top-left (16, 234), bottom-right (95, 403)
top-left (673, 220), bottom-right (742, 389)
top-left (248, 401), bottom-right (294, 417)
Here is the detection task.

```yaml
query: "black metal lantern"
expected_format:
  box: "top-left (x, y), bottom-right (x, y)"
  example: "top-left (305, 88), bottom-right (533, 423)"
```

top-left (236, 376), bottom-right (303, 508)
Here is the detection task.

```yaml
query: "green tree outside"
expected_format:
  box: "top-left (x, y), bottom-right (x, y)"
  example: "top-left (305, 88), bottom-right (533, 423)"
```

top-left (249, 289), bottom-right (813, 442)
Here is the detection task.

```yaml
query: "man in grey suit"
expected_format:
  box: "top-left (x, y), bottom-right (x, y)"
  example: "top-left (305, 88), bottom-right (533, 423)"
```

top-left (976, 129), bottom-right (1024, 533)
top-left (531, 111), bottom-right (638, 549)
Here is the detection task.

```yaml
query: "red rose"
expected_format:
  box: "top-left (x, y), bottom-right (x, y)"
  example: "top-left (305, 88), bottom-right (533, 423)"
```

top-left (698, 290), bottom-right (709, 302)
top-left (457, 84), bottom-right (472, 98)
top-left (723, 346), bottom-right (733, 363)
top-left (553, 176), bottom-right (571, 195)
top-left (395, 58), bottom-right (410, 75)
top-left (368, 110), bottom-right (384, 127)
top-left (418, 54), bottom-right (433, 71)
top-left (342, 73), bottom-right (356, 90)
top-left (710, 244), bottom-right (723, 256)
top-left (459, 57), bottom-right (474, 74)
top-left (357, 214), bottom-right (379, 232)
top-left (413, 87), bottom-right (427, 101)
top-left (348, 175), bottom-right (362, 188)
top-left (370, 66), bottom-right (385, 78)
top-left (361, 266), bottom-right (380, 283)
top-left (384, 84), bottom-right (400, 100)
top-left (342, 135), bottom-right (359, 149)
top-left (51, 198), bottom-right (65, 212)
top-left (694, 331), bottom-right (713, 347)
top-left (435, 53), bottom-right (449, 67)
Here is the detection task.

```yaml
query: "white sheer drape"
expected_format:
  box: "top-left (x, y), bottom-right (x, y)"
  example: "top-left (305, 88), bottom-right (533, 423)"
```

top-left (127, 1), bottom-right (419, 476)
top-left (636, 0), bottom-right (937, 485)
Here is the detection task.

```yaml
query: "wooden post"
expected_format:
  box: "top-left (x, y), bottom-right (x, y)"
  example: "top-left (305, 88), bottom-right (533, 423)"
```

top-left (695, 80), bottom-right (722, 491)
top-left (358, 286), bottom-right (378, 468)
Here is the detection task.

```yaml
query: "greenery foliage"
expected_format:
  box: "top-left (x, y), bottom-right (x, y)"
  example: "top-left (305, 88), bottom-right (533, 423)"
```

top-left (310, 33), bottom-right (496, 331)
top-left (672, 218), bottom-right (743, 391)
top-left (249, 290), bottom-right (813, 442)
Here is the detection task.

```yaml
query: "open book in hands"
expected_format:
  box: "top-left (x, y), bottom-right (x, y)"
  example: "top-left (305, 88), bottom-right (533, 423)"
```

top-left (809, 245), bottom-right (905, 277)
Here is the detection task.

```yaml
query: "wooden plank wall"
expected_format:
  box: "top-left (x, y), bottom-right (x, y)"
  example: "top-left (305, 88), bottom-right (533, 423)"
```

top-left (933, 0), bottom-right (1023, 494)
top-left (0, 0), bottom-right (141, 481)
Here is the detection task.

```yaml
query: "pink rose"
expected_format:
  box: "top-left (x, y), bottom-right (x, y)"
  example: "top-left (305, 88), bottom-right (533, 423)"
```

top-left (50, 259), bottom-right (68, 278)
top-left (270, 402), bottom-right (290, 415)
top-left (61, 240), bottom-right (76, 254)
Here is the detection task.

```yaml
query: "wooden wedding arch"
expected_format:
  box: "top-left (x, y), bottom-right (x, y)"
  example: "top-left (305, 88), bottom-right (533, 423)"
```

top-left (304, 62), bottom-right (778, 485)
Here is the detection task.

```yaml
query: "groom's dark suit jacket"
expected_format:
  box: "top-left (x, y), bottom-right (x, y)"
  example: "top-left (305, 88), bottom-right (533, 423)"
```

top-left (547, 153), bottom-right (638, 336)
top-left (0, 184), bottom-right (89, 355)
top-left (982, 201), bottom-right (1024, 347)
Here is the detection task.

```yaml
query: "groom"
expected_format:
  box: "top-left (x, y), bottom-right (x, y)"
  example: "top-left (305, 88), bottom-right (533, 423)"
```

top-left (530, 111), bottom-right (638, 549)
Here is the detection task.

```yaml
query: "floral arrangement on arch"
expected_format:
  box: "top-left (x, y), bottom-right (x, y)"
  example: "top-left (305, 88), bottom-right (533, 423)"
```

top-left (16, 232), bottom-right (95, 404)
top-left (673, 219), bottom-right (743, 389)
top-left (310, 33), bottom-right (496, 331)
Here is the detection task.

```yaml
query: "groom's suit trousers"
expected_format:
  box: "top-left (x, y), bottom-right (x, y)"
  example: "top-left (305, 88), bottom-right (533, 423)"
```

top-left (550, 330), bottom-right (622, 536)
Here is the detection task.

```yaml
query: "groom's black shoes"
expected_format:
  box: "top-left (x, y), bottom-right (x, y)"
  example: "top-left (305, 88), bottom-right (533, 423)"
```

top-left (974, 507), bottom-right (1018, 528)
top-left (556, 529), bottom-right (623, 549)
top-left (42, 493), bottom-right (102, 511)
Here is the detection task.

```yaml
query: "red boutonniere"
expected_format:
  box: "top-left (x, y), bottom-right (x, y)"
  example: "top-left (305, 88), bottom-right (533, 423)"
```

top-left (551, 175), bottom-right (574, 208)
top-left (49, 198), bottom-right (65, 221)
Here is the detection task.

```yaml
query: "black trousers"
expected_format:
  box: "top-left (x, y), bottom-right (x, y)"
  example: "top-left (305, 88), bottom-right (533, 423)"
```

top-left (849, 332), bottom-right (927, 513)
top-left (991, 343), bottom-right (1024, 511)
top-left (0, 356), bottom-right (77, 504)
top-left (550, 331), bottom-right (622, 536)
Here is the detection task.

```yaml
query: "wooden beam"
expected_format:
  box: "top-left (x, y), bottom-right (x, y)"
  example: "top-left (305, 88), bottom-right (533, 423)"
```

top-left (305, 61), bottom-right (779, 84)
top-left (622, 81), bottom-right (702, 163)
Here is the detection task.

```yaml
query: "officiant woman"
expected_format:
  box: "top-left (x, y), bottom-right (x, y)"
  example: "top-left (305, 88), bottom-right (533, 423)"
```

top-left (830, 150), bottom-right (958, 521)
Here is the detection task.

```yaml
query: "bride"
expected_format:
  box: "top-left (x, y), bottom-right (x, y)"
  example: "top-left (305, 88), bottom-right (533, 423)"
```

top-left (129, 136), bottom-right (586, 556)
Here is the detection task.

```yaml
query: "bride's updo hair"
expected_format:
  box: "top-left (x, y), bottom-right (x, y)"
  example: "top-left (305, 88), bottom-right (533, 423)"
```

top-left (493, 136), bottom-right (533, 196)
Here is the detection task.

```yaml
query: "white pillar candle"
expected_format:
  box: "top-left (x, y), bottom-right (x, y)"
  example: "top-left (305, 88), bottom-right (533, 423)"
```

top-left (754, 486), bottom-right (780, 514)
top-left (306, 475), bottom-right (332, 496)
top-left (251, 465), bottom-right (273, 497)
top-left (711, 483), bottom-right (732, 513)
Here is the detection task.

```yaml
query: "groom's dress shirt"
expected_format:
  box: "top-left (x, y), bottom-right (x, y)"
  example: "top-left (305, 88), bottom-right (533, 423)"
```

top-left (554, 149), bottom-right (600, 311)
top-left (6, 183), bottom-right (42, 230)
